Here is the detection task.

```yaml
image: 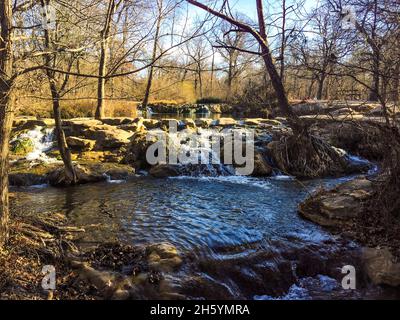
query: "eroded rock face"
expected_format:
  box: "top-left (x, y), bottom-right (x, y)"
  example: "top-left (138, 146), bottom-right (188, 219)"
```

top-left (363, 247), bottom-right (400, 287)
top-left (298, 177), bottom-right (373, 227)
top-left (66, 136), bottom-right (96, 151)
top-left (149, 165), bottom-right (181, 178)
top-left (213, 118), bottom-right (237, 127)
top-left (252, 152), bottom-right (273, 177)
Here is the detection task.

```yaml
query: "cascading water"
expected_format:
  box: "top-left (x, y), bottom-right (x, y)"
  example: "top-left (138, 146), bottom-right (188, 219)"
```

top-left (12, 126), bottom-right (57, 163)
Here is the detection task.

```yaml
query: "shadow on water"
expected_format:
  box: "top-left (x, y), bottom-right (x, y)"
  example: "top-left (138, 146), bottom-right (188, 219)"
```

top-left (10, 175), bottom-right (400, 300)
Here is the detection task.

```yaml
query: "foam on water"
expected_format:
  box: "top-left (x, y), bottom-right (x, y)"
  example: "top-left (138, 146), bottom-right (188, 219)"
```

top-left (12, 126), bottom-right (57, 163)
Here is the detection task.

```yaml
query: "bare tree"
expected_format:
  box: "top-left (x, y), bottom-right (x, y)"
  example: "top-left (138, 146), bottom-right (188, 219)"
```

top-left (95, 0), bottom-right (117, 119)
top-left (0, 0), bottom-right (13, 246)
top-left (142, 0), bottom-right (164, 109)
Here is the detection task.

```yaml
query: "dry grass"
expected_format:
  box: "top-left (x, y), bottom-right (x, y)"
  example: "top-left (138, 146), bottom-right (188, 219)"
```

top-left (16, 98), bottom-right (139, 119)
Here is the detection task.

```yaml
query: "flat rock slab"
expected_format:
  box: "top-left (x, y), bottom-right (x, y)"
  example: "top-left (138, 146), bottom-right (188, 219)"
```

top-left (298, 177), bottom-right (373, 227)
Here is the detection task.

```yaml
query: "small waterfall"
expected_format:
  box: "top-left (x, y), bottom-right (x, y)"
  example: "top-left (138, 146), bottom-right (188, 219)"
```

top-left (12, 126), bottom-right (57, 163)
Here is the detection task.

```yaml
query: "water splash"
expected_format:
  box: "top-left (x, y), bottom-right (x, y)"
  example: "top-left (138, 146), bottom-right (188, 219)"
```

top-left (12, 126), bottom-right (57, 163)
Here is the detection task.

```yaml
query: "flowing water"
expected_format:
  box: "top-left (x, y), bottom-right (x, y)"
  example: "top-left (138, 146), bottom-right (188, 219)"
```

top-left (9, 124), bottom-right (399, 299)
top-left (10, 174), bottom-right (400, 300)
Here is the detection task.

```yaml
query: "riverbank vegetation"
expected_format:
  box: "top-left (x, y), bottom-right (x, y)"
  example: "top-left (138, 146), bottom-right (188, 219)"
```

top-left (1, 0), bottom-right (399, 299)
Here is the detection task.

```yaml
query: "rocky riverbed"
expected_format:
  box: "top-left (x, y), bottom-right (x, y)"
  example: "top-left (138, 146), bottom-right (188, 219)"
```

top-left (6, 101), bottom-right (400, 299)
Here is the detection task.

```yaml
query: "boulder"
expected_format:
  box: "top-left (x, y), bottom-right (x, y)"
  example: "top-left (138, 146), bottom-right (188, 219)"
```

top-left (9, 173), bottom-right (47, 186)
top-left (82, 125), bottom-right (134, 149)
top-left (182, 119), bottom-right (196, 129)
top-left (298, 177), bottom-right (373, 227)
top-left (47, 165), bottom-right (107, 187)
top-left (123, 131), bottom-right (158, 169)
top-left (243, 118), bottom-right (261, 126)
top-left (362, 247), bottom-right (400, 287)
top-left (195, 118), bottom-right (213, 128)
top-left (101, 117), bottom-right (135, 126)
top-left (259, 119), bottom-right (282, 126)
top-left (146, 243), bottom-right (182, 272)
top-left (160, 119), bottom-right (180, 131)
top-left (66, 136), bottom-right (96, 151)
top-left (149, 165), bottom-right (181, 178)
top-left (142, 119), bottom-right (160, 130)
top-left (252, 152), bottom-right (273, 177)
top-left (62, 118), bottom-right (103, 137)
top-left (213, 118), bottom-right (237, 127)
top-left (209, 104), bottom-right (222, 113)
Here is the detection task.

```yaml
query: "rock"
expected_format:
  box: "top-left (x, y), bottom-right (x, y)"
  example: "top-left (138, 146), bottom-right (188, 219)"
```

top-left (14, 119), bottom-right (55, 131)
top-left (209, 104), bottom-right (222, 113)
top-left (298, 177), bottom-right (373, 227)
top-left (331, 108), bottom-right (360, 117)
top-left (147, 243), bottom-right (179, 259)
top-left (363, 247), bottom-right (400, 287)
top-left (71, 261), bottom-right (119, 297)
top-left (252, 152), bottom-right (273, 177)
top-left (259, 119), bottom-right (282, 126)
top-left (160, 119), bottom-right (180, 131)
top-left (182, 119), bottom-right (196, 129)
top-left (142, 119), bottom-right (160, 130)
top-left (62, 118), bottom-right (103, 137)
top-left (82, 124), bottom-right (134, 149)
top-left (146, 243), bottom-right (182, 272)
top-left (112, 289), bottom-right (131, 300)
top-left (123, 131), bottom-right (158, 169)
top-left (292, 103), bottom-right (325, 116)
top-left (195, 118), bottom-right (213, 128)
top-left (149, 165), bottom-right (181, 178)
top-left (213, 118), bottom-right (237, 127)
top-left (66, 136), bottom-right (96, 151)
top-left (243, 118), bottom-right (261, 126)
top-left (47, 165), bottom-right (107, 186)
top-left (9, 173), bottom-right (47, 186)
top-left (10, 137), bottom-right (34, 156)
top-left (147, 103), bottom-right (179, 114)
top-left (12, 116), bottom-right (37, 128)
top-left (101, 117), bottom-right (135, 126)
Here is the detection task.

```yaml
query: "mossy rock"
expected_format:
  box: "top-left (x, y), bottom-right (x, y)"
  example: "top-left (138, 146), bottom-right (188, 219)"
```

top-left (10, 138), bottom-right (34, 156)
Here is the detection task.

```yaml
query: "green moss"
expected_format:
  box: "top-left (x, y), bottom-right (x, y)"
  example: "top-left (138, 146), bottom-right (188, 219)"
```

top-left (10, 138), bottom-right (34, 156)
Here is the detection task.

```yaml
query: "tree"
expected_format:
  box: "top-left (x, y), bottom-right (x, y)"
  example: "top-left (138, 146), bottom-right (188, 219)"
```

top-left (0, 0), bottom-right (13, 246)
top-left (95, 0), bottom-right (117, 120)
top-left (142, 0), bottom-right (164, 109)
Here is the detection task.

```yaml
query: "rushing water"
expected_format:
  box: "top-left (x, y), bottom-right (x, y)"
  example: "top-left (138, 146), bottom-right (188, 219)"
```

top-left (10, 174), bottom-right (400, 300)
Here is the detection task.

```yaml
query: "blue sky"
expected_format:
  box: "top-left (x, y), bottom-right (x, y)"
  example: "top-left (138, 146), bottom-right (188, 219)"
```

top-left (187, 0), bottom-right (318, 19)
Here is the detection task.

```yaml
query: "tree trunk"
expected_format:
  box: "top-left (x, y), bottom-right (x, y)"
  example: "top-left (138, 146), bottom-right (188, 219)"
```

top-left (50, 84), bottom-right (77, 184)
top-left (369, 53), bottom-right (380, 101)
top-left (392, 59), bottom-right (399, 104)
top-left (0, 89), bottom-right (13, 247)
top-left (0, 0), bottom-right (14, 247)
top-left (142, 0), bottom-right (163, 109)
top-left (256, 0), bottom-right (299, 128)
top-left (41, 0), bottom-right (77, 184)
top-left (317, 75), bottom-right (325, 100)
top-left (0, 0), bottom-right (13, 247)
top-left (95, 0), bottom-right (116, 120)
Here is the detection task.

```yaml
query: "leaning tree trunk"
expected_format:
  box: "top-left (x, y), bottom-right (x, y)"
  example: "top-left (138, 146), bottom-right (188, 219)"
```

top-left (0, 0), bottom-right (13, 246)
top-left (50, 84), bottom-right (77, 184)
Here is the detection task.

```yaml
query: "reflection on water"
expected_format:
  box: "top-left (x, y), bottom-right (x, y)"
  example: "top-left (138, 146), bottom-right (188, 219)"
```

top-left (10, 175), bottom-right (400, 300)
